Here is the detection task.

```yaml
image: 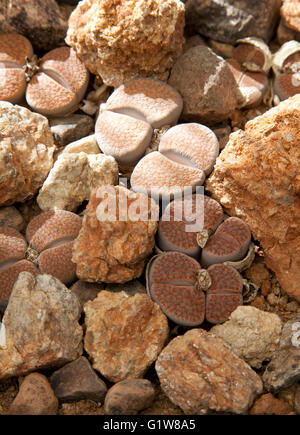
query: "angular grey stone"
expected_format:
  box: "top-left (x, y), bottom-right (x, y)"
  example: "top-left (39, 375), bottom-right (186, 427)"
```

top-left (263, 315), bottom-right (300, 392)
top-left (185, 0), bottom-right (281, 44)
top-left (50, 114), bottom-right (94, 148)
top-left (50, 356), bottom-right (107, 403)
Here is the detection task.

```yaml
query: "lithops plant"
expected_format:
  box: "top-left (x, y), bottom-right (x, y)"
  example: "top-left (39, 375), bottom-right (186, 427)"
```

top-left (205, 264), bottom-right (243, 324)
top-left (26, 210), bottom-right (82, 285)
top-left (272, 41), bottom-right (300, 102)
top-left (157, 194), bottom-right (224, 258)
top-left (95, 78), bottom-right (183, 165)
top-left (0, 33), bottom-right (33, 104)
top-left (201, 217), bottom-right (252, 268)
top-left (147, 251), bottom-right (206, 327)
top-left (232, 37), bottom-right (272, 74)
top-left (146, 251), bottom-right (244, 326)
top-left (0, 226), bottom-right (39, 304)
top-left (130, 123), bottom-right (220, 199)
top-left (0, 33), bottom-right (89, 116)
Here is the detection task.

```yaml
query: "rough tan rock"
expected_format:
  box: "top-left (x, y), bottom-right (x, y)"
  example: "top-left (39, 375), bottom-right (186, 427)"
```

top-left (0, 272), bottom-right (83, 380)
top-left (37, 152), bottom-right (118, 212)
top-left (168, 46), bottom-right (240, 124)
top-left (0, 102), bottom-right (55, 206)
top-left (72, 186), bottom-right (159, 283)
top-left (210, 306), bottom-right (282, 368)
top-left (281, 0), bottom-right (300, 33)
top-left (84, 291), bottom-right (169, 382)
top-left (0, 0), bottom-right (67, 51)
top-left (66, 0), bottom-right (185, 87)
top-left (206, 95), bottom-right (300, 302)
top-left (249, 393), bottom-right (295, 415)
top-left (155, 328), bottom-right (263, 414)
top-left (8, 373), bottom-right (58, 415)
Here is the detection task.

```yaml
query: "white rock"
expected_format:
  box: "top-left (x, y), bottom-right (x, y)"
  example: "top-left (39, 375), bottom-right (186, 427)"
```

top-left (37, 152), bottom-right (118, 211)
top-left (61, 135), bottom-right (100, 155)
top-left (210, 306), bottom-right (282, 368)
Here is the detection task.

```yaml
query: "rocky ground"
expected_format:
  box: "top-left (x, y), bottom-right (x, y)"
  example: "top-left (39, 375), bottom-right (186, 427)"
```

top-left (0, 0), bottom-right (300, 416)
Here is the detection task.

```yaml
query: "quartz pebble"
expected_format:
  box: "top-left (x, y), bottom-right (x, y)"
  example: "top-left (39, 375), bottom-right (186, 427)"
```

top-left (37, 152), bottom-right (118, 212)
top-left (50, 356), bottom-right (107, 403)
top-left (104, 379), bottom-right (155, 415)
top-left (66, 0), bottom-right (185, 87)
top-left (60, 135), bottom-right (100, 156)
top-left (0, 272), bottom-right (83, 380)
top-left (156, 328), bottom-right (263, 414)
top-left (8, 373), bottom-right (58, 415)
top-left (84, 291), bottom-right (169, 382)
top-left (211, 306), bottom-right (282, 368)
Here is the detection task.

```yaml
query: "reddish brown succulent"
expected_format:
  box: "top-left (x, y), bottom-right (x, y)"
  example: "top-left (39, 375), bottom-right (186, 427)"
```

top-left (206, 264), bottom-right (243, 324)
top-left (147, 251), bottom-right (205, 327)
top-left (0, 226), bottom-right (39, 304)
top-left (157, 194), bottom-right (224, 258)
top-left (26, 210), bottom-right (82, 285)
top-left (201, 217), bottom-right (251, 267)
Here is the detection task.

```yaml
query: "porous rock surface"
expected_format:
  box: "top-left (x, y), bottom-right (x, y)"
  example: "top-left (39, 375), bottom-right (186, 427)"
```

top-left (84, 291), bottom-right (169, 382)
top-left (0, 0), bottom-right (67, 51)
top-left (37, 152), bottom-right (118, 212)
top-left (206, 95), bottom-right (300, 302)
top-left (0, 102), bottom-right (55, 207)
top-left (210, 306), bottom-right (282, 368)
top-left (263, 315), bottom-right (300, 392)
top-left (155, 328), bottom-right (263, 414)
top-left (185, 0), bottom-right (281, 44)
top-left (168, 46), bottom-right (240, 124)
top-left (281, 0), bottom-right (300, 33)
top-left (249, 393), bottom-right (295, 415)
top-left (66, 0), bottom-right (185, 87)
top-left (72, 186), bottom-right (159, 283)
top-left (0, 272), bottom-right (83, 380)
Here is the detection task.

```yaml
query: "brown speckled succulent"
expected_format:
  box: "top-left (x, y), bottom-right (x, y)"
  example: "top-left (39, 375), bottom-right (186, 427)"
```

top-left (206, 263), bottom-right (243, 324)
top-left (157, 194), bottom-right (224, 258)
top-left (0, 33), bottom-right (89, 116)
top-left (0, 210), bottom-right (82, 305)
top-left (147, 251), bottom-right (205, 327)
top-left (201, 217), bottom-right (251, 267)
top-left (147, 251), bottom-right (244, 326)
top-left (0, 226), bottom-right (39, 305)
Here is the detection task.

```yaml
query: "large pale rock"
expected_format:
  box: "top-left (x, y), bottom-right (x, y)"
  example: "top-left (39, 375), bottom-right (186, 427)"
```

top-left (156, 328), bottom-right (263, 414)
top-left (206, 95), bottom-right (300, 302)
top-left (72, 186), bottom-right (159, 283)
top-left (210, 306), bottom-right (282, 368)
top-left (66, 0), bottom-right (185, 87)
top-left (185, 0), bottom-right (281, 44)
top-left (168, 46), bottom-right (240, 124)
top-left (263, 315), bottom-right (300, 392)
top-left (0, 102), bottom-right (55, 207)
top-left (61, 135), bottom-right (100, 155)
top-left (84, 291), bottom-right (169, 382)
top-left (0, 272), bottom-right (83, 380)
top-left (0, 0), bottom-right (67, 51)
top-left (37, 152), bottom-right (118, 212)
